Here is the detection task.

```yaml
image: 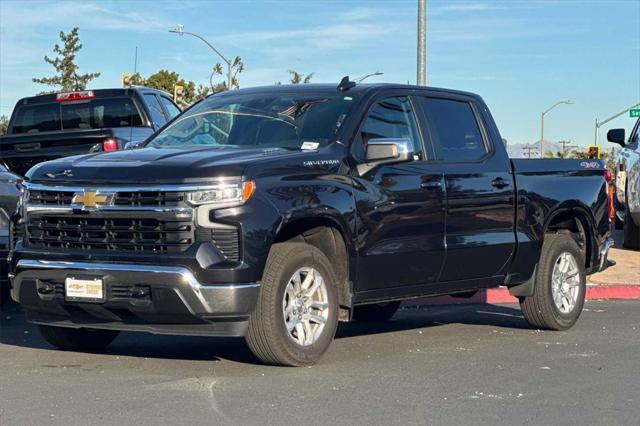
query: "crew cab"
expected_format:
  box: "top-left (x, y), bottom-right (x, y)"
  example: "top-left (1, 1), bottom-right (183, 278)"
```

top-left (607, 118), bottom-right (640, 249)
top-left (10, 82), bottom-right (613, 366)
top-left (0, 87), bottom-right (181, 176)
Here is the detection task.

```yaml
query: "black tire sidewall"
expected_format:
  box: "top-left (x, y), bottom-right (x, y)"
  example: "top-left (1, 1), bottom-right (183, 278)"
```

top-left (267, 245), bottom-right (339, 365)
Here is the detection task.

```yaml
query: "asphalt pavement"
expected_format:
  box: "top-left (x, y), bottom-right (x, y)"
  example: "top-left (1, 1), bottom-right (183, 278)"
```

top-left (1, 300), bottom-right (639, 426)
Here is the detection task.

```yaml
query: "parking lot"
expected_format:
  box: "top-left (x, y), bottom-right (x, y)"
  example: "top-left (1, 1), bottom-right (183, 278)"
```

top-left (1, 299), bottom-right (639, 426)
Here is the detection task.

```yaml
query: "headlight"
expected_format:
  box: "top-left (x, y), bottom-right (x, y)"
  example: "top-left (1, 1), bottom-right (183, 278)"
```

top-left (187, 180), bottom-right (255, 207)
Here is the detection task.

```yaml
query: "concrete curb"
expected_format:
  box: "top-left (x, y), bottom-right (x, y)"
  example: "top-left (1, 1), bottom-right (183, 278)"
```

top-left (403, 284), bottom-right (640, 307)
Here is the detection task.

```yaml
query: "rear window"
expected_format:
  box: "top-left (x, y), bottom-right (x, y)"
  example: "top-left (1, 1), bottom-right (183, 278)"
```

top-left (10, 103), bottom-right (61, 134)
top-left (61, 97), bottom-right (142, 130)
top-left (10, 97), bottom-right (143, 134)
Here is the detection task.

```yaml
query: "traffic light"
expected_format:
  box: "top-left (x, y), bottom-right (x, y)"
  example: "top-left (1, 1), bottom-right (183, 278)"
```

top-left (587, 145), bottom-right (600, 159)
top-left (121, 73), bottom-right (132, 88)
top-left (174, 84), bottom-right (184, 106)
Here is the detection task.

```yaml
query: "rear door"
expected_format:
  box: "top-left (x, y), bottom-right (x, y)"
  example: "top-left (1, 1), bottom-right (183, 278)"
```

top-left (354, 95), bottom-right (446, 294)
top-left (414, 95), bottom-right (515, 285)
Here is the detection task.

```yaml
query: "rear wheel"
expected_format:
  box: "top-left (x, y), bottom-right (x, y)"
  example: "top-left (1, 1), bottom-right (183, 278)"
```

top-left (38, 325), bottom-right (119, 351)
top-left (520, 234), bottom-right (586, 331)
top-left (623, 207), bottom-right (640, 250)
top-left (353, 301), bottom-right (401, 322)
top-left (246, 242), bottom-right (339, 366)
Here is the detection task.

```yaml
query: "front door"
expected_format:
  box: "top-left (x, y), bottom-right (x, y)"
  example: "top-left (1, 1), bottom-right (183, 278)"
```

top-left (353, 96), bottom-right (446, 292)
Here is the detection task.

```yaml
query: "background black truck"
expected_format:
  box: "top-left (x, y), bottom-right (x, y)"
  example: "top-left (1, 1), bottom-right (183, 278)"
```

top-left (10, 82), bottom-right (613, 366)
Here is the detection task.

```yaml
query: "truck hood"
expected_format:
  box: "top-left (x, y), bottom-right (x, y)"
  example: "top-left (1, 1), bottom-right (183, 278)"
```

top-left (26, 146), bottom-right (302, 184)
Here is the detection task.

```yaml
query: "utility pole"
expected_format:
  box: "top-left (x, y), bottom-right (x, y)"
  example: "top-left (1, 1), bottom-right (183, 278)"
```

top-left (523, 145), bottom-right (538, 158)
top-left (594, 102), bottom-right (640, 146)
top-left (558, 140), bottom-right (576, 158)
top-left (417, 0), bottom-right (427, 86)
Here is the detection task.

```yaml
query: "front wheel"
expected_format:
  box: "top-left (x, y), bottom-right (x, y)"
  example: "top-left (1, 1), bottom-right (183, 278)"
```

top-left (520, 234), bottom-right (586, 331)
top-left (246, 242), bottom-right (339, 366)
top-left (38, 325), bottom-right (120, 351)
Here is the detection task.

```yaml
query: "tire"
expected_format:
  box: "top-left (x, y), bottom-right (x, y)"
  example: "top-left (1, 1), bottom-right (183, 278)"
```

top-left (38, 325), bottom-right (119, 351)
top-left (623, 207), bottom-right (640, 250)
top-left (520, 233), bottom-right (586, 331)
top-left (353, 301), bottom-right (401, 322)
top-left (246, 242), bottom-right (339, 366)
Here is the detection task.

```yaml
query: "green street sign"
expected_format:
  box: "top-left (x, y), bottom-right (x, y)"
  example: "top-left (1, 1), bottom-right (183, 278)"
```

top-left (631, 109), bottom-right (640, 118)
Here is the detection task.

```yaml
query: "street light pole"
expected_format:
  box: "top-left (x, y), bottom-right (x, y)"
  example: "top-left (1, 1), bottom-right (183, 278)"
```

top-left (417, 0), bottom-right (427, 86)
top-left (540, 100), bottom-right (573, 157)
top-left (169, 25), bottom-right (233, 90)
top-left (594, 102), bottom-right (640, 146)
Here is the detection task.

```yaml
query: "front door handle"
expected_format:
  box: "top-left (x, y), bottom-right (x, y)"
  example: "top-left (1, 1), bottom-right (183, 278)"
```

top-left (491, 178), bottom-right (509, 189)
top-left (421, 181), bottom-right (442, 190)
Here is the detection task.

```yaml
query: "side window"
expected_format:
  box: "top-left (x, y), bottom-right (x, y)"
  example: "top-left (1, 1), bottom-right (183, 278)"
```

top-left (419, 98), bottom-right (487, 161)
top-left (360, 96), bottom-right (423, 160)
top-left (144, 94), bottom-right (167, 127)
top-left (159, 96), bottom-right (181, 120)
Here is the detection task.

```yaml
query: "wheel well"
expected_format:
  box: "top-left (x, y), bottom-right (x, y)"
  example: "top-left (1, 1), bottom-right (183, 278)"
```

top-left (274, 220), bottom-right (352, 316)
top-left (545, 210), bottom-right (593, 268)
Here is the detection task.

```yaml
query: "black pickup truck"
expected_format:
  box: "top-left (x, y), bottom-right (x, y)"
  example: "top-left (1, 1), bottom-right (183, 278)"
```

top-left (10, 81), bottom-right (613, 366)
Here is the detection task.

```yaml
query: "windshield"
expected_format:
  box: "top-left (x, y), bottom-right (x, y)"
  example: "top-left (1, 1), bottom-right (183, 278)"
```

top-left (147, 92), bottom-right (355, 150)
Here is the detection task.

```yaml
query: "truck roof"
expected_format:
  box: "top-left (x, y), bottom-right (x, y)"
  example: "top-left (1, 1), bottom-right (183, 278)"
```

top-left (210, 83), bottom-right (482, 101)
top-left (14, 87), bottom-right (171, 105)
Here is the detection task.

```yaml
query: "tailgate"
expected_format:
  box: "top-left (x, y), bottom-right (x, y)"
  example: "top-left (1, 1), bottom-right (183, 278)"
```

top-left (0, 129), bottom-right (111, 176)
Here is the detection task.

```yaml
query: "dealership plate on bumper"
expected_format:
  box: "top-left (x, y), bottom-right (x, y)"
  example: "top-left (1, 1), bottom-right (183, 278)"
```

top-left (65, 277), bottom-right (105, 302)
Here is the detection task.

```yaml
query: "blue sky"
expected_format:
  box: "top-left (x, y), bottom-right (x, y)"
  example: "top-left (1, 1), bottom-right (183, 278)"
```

top-left (1, 0), bottom-right (639, 149)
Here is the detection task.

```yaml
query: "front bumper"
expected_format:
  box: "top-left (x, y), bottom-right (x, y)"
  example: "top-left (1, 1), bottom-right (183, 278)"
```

top-left (11, 259), bottom-right (260, 336)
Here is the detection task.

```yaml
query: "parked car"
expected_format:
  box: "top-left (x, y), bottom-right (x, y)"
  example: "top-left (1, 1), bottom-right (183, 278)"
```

top-left (0, 87), bottom-right (182, 302)
top-left (10, 81), bottom-right (613, 365)
top-left (0, 87), bottom-right (181, 176)
top-left (0, 164), bottom-right (20, 305)
top-left (607, 118), bottom-right (640, 249)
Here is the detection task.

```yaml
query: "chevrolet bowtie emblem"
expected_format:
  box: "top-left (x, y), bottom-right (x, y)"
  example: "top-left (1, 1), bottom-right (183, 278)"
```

top-left (72, 190), bottom-right (112, 209)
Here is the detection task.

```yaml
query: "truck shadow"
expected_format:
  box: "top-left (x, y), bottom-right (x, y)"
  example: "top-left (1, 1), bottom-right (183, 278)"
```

top-left (1, 300), bottom-right (529, 364)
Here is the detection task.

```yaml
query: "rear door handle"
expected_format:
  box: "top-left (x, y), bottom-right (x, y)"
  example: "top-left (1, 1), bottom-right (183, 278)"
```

top-left (14, 143), bottom-right (41, 152)
top-left (491, 178), bottom-right (509, 189)
top-left (421, 181), bottom-right (442, 190)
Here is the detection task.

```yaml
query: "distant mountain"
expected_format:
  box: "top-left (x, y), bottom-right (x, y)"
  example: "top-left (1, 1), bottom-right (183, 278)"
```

top-left (507, 141), bottom-right (562, 158)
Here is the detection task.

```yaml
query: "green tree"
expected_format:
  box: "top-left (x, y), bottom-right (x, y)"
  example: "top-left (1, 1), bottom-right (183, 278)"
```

top-left (144, 70), bottom-right (197, 104)
top-left (194, 84), bottom-right (211, 102)
top-left (288, 70), bottom-right (314, 84)
top-left (211, 56), bottom-right (245, 92)
top-left (0, 115), bottom-right (9, 135)
top-left (32, 27), bottom-right (100, 91)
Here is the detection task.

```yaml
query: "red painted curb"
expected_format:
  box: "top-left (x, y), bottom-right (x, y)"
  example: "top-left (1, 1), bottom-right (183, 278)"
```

top-left (403, 285), bottom-right (640, 307)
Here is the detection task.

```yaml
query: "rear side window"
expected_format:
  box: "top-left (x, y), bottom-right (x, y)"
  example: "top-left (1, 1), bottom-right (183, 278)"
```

top-left (419, 98), bottom-right (487, 161)
top-left (144, 94), bottom-right (167, 127)
top-left (159, 96), bottom-right (181, 119)
top-left (10, 103), bottom-right (61, 134)
top-left (360, 96), bottom-right (423, 160)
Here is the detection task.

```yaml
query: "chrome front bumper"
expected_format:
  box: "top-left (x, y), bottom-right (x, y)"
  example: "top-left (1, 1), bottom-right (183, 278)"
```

top-left (11, 259), bottom-right (260, 336)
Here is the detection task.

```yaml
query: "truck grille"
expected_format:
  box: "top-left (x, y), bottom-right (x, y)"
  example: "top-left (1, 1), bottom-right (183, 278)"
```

top-left (212, 226), bottom-right (240, 261)
top-left (28, 190), bottom-right (188, 207)
top-left (26, 217), bottom-right (193, 253)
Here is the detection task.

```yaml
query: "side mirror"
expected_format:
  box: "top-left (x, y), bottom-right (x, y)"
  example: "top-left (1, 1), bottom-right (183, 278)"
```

top-left (607, 128), bottom-right (626, 147)
top-left (358, 138), bottom-right (414, 175)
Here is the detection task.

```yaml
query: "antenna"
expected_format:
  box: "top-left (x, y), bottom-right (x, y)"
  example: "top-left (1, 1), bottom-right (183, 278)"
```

top-left (337, 76), bottom-right (356, 92)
